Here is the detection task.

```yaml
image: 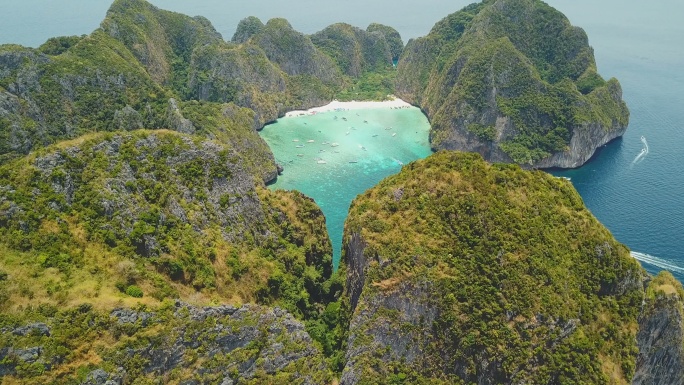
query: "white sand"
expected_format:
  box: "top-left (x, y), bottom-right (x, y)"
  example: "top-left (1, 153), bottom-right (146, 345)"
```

top-left (284, 97), bottom-right (412, 118)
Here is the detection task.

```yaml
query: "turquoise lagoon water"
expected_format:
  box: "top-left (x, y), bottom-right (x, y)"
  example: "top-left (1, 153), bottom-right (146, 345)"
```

top-left (260, 107), bottom-right (432, 268)
top-left (2, 1), bottom-right (684, 279)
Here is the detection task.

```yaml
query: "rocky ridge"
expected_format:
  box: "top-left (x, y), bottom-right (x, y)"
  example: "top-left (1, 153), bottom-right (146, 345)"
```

top-left (0, 302), bottom-right (333, 384)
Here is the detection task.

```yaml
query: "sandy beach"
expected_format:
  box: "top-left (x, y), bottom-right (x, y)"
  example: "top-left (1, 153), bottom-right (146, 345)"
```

top-left (284, 97), bottom-right (413, 118)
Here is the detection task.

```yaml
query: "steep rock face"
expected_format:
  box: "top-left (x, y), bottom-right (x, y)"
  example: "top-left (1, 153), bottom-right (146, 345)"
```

top-left (101, 0), bottom-right (223, 86)
top-left (341, 280), bottom-right (439, 385)
top-left (396, 0), bottom-right (629, 168)
top-left (633, 272), bottom-right (684, 385)
top-left (0, 302), bottom-right (333, 384)
top-left (187, 42), bottom-right (290, 127)
top-left (99, 0), bottom-right (298, 129)
top-left (0, 38), bottom-right (172, 159)
top-left (366, 23), bottom-right (404, 62)
top-left (252, 18), bottom-right (341, 84)
top-left (232, 16), bottom-right (265, 44)
top-left (312, 23), bottom-right (393, 77)
top-left (340, 151), bottom-right (645, 384)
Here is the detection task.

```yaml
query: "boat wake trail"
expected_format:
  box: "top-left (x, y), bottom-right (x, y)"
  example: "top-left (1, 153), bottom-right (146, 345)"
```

top-left (631, 136), bottom-right (649, 166)
top-left (631, 251), bottom-right (684, 274)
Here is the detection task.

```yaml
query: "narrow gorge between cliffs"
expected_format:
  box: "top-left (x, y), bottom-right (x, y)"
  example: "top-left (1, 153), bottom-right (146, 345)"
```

top-left (260, 104), bottom-right (432, 268)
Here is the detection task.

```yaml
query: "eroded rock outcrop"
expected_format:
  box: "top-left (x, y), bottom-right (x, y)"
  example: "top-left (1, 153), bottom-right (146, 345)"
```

top-left (633, 272), bottom-right (684, 385)
top-left (0, 302), bottom-right (333, 384)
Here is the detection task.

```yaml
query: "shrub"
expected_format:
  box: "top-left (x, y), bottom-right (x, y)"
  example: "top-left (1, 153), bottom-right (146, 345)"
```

top-left (125, 285), bottom-right (144, 298)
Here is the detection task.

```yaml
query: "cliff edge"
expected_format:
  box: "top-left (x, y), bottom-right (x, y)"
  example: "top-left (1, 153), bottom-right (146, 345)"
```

top-left (633, 271), bottom-right (684, 385)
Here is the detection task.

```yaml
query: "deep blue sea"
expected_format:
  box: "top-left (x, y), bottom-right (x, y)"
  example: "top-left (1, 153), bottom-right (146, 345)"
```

top-left (1, 1), bottom-right (683, 279)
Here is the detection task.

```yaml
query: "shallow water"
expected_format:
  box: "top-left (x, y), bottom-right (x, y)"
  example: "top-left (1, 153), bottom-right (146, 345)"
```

top-left (260, 106), bottom-right (431, 268)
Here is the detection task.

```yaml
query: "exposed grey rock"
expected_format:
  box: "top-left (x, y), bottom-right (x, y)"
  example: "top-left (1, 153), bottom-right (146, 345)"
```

top-left (12, 322), bottom-right (51, 337)
top-left (110, 308), bottom-right (153, 326)
top-left (254, 18), bottom-right (340, 83)
top-left (232, 16), bottom-right (264, 44)
top-left (633, 282), bottom-right (684, 385)
top-left (15, 346), bottom-right (42, 363)
top-left (80, 367), bottom-right (124, 385)
top-left (166, 98), bottom-right (195, 134)
top-left (395, 0), bottom-right (629, 170)
top-left (534, 120), bottom-right (627, 169)
top-left (82, 369), bottom-right (108, 385)
top-left (341, 281), bottom-right (438, 385)
top-left (4, 132), bottom-right (276, 258)
top-left (345, 232), bottom-right (368, 313)
top-left (101, 302), bottom-right (330, 383)
top-left (113, 105), bottom-right (144, 131)
top-left (0, 346), bottom-right (46, 376)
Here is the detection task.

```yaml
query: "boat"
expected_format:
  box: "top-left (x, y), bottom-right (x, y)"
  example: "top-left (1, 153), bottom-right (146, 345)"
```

top-left (392, 133), bottom-right (397, 137)
top-left (317, 160), bottom-right (327, 164)
top-left (293, 139), bottom-right (299, 142)
top-left (346, 131), bottom-right (350, 135)
top-left (297, 154), bottom-right (304, 157)
top-left (349, 160), bottom-right (358, 163)
top-left (295, 145), bottom-right (304, 148)
top-left (372, 134), bottom-right (378, 137)
top-left (331, 143), bottom-right (339, 147)
top-left (307, 140), bottom-right (315, 143)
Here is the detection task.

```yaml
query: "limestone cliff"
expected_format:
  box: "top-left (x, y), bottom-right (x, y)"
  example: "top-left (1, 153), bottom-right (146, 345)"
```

top-left (340, 151), bottom-right (645, 384)
top-left (633, 272), bottom-right (684, 385)
top-left (0, 302), bottom-right (333, 384)
top-left (311, 23), bottom-right (394, 78)
top-left (396, 0), bottom-right (629, 168)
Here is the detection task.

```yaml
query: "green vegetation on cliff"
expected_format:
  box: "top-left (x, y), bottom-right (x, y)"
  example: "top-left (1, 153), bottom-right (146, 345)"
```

top-left (0, 131), bottom-right (345, 380)
top-left (0, 131), bottom-right (338, 315)
top-left (0, 302), bottom-right (335, 384)
top-left (396, 0), bottom-right (630, 167)
top-left (341, 151), bottom-right (644, 384)
top-left (310, 22), bottom-right (398, 101)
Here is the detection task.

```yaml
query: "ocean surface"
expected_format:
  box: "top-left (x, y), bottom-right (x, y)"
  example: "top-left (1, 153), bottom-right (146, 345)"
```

top-left (1, 1), bottom-right (683, 278)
